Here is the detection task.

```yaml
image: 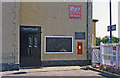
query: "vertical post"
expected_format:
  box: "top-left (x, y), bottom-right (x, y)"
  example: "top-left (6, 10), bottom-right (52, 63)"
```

top-left (109, 0), bottom-right (113, 66)
top-left (92, 48), bottom-right (95, 65)
top-left (87, 0), bottom-right (89, 65)
top-left (116, 45), bottom-right (119, 69)
top-left (110, 44), bottom-right (113, 65)
top-left (110, 0), bottom-right (112, 43)
top-left (100, 42), bottom-right (103, 65)
top-left (92, 48), bottom-right (93, 63)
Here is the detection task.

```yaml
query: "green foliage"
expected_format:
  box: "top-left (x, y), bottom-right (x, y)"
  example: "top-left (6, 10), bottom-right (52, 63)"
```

top-left (96, 36), bottom-right (119, 46)
top-left (101, 36), bottom-right (110, 43)
top-left (112, 36), bottom-right (119, 43)
top-left (96, 37), bottom-right (101, 46)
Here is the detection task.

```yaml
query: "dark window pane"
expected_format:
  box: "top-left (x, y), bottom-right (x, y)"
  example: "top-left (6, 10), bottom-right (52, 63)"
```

top-left (46, 37), bottom-right (72, 52)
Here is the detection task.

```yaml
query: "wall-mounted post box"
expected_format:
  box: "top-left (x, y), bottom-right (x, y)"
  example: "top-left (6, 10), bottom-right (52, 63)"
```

top-left (77, 42), bottom-right (82, 54)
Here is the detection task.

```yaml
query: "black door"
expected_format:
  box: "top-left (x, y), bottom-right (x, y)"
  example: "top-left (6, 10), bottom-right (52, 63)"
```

top-left (20, 26), bottom-right (41, 67)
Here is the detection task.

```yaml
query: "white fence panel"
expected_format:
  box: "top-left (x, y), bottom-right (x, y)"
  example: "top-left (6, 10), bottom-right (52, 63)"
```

top-left (92, 43), bottom-right (120, 69)
top-left (100, 43), bottom-right (120, 69)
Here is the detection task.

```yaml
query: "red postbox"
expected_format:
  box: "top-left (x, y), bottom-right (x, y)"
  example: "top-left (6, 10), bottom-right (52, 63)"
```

top-left (77, 42), bottom-right (82, 54)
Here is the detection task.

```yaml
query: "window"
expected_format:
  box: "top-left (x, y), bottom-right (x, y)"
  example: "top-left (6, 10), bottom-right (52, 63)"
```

top-left (45, 36), bottom-right (73, 53)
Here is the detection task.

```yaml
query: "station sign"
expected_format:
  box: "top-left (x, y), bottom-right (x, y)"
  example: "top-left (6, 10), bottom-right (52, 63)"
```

top-left (107, 24), bottom-right (116, 31)
top-left (69, 5), bottom-right (81, 19)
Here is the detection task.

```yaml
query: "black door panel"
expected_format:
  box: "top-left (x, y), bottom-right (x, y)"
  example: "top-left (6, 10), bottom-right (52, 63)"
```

top-left (20, 26), bottom-right (41, 67)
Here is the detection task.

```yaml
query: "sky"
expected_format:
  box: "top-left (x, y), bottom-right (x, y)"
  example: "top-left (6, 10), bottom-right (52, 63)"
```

top-left (93, 0), bottom-right (120, 38)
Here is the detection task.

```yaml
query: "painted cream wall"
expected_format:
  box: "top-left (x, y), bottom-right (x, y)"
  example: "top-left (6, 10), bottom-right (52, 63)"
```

top-left (2, 2), bottom-right (19, 63)
top-left (92, 22), bottom-right (96, 46)
top-left (92, 21), bottom-right (97, 46)
top-left (20, 2), bottom-right (92, 61)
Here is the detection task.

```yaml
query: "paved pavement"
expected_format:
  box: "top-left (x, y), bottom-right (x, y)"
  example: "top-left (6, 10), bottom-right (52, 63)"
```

top-left (1, 66), bottom-right (109, 77)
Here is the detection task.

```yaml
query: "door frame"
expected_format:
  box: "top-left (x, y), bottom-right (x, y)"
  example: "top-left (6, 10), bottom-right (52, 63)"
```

top-left (19, 26), bottom-right (41, 67)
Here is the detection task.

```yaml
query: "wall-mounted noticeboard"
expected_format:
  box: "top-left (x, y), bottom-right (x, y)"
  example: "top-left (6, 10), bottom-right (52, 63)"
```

top-left (75, 32), bottom-right (85, 39)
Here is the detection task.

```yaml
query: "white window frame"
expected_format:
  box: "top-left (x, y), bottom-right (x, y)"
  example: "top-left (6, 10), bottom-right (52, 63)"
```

top-left (44, 36), bottom-right (73, 54)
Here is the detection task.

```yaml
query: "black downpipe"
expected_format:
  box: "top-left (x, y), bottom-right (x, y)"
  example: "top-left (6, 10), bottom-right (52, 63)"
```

top-left (87, 0), bottom-right (89, 66)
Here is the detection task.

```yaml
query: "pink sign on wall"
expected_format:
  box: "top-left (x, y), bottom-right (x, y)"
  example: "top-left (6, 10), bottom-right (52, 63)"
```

top-left (69, 5), bottom-right (81, 19)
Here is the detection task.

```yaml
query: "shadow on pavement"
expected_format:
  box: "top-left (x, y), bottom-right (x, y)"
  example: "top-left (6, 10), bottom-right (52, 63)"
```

top-left (80, 68), bottom-right (89, 70)
top-left (12, 72), bottom-right (27, 74)
top-left (98, 73), bottom-right (117, 78)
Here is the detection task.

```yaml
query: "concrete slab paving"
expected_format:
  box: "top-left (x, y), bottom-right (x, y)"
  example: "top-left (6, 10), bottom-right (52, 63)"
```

top-left (1, 66), bottom-right (109, 77)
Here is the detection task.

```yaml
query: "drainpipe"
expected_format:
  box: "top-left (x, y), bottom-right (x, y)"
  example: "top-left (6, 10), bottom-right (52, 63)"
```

top-left (86, 0), bottom-right (89, 67)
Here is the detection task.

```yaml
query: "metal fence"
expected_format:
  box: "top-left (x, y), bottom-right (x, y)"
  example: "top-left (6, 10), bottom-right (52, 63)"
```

top-left (92, 42), bottom-right (120, 69)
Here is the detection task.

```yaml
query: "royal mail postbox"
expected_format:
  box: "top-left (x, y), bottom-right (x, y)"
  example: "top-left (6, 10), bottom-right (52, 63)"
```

top-left (77, 42), bottom-right (82, 54)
